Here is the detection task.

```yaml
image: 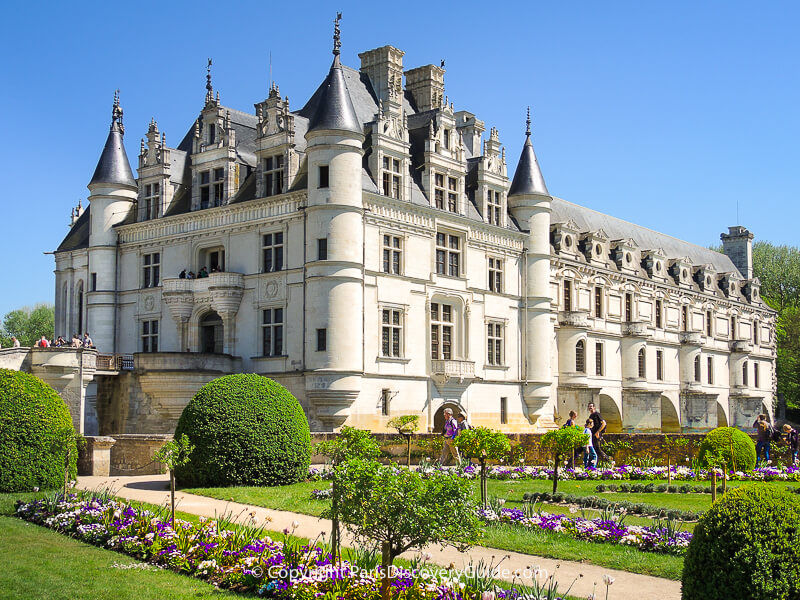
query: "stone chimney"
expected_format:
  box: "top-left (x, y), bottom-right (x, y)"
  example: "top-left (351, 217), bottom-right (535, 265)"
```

top-left (404, 64), bottom-right (445, 112)
top-left (359, 46), bottom-right (405, 108)
top-left (721, 225), bottom-right (754, 279)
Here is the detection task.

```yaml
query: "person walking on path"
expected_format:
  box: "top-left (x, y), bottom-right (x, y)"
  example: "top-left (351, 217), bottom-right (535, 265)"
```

top-left (439, 408), bottom-right (460, 465)
top-left (783, 423), bottom-right (799, 465)
top-left (564, 410), bottom-right (578, 427)
top-left (456, 413), bottom-right (470, 434)
top-left (583, 418), bottom-right (597, 468)
top-left (753, 414), bottom-right (772, 466)
top-left (587, 402), bottom-right (608, 463)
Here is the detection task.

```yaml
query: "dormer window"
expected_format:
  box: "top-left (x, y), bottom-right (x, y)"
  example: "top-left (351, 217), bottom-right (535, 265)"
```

top-left (447, 176), bottom-right (458, 212)
top-left (207, 123), bottom-right (216, 145)
top-left (200, 168), bottom-right (225, 209)
top-left (143, 183), bottom-right (159, 220)
top-left (263, 155), bottom-right (285, 197)
top-left (443, 129), bottom-right (450, 150)
top-left (382, 156), bottom-right (401, 199)
top-left (486, 190), bottom-right (502, 226)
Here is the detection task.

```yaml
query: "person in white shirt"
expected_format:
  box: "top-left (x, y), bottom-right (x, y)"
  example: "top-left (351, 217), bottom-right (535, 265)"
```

top-left (583, 419), bottom-right (597, 468)
top-left (11, 336), bottom-right (20, 348)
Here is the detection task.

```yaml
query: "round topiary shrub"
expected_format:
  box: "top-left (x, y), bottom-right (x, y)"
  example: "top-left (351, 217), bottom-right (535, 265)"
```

top-left (682, 485), bottom-right (800, 599)
top-left (174, 374), bottom-right (311, 487)
top-left (696, 426), bottom-right (756, 471)
top-left (0, 369), bottom-right (77, 492)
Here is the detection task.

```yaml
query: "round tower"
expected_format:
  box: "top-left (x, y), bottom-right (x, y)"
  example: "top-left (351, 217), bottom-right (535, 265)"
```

top-left (303, 16), bottom-right (365, 430)
top-left (86, 92), bottom-right (137, 352)
top-left (507, 109), bottom-right (554, 425)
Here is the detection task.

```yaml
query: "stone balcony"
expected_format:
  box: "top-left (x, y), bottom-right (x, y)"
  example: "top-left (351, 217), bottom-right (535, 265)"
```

top-left (162, 272), bottom-right (245, 295)
top-left (730, 338), bottom-right (753, 354)
top-left (558, 310), bottom-right (590, 329)
top-left (430, 359), bottom-right (475, 383)
top-left (679, 331), bottom-right (704, 346)
top-left (622, 320), bottom-right (650, 337)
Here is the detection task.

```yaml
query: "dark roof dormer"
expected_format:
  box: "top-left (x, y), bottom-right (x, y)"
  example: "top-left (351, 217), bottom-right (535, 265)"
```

top-left (89, 91), bottom-right (136, 189)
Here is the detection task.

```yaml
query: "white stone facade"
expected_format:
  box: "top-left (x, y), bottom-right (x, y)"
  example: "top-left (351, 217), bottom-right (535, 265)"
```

top-left (53, 42), bottom-right (775, 434)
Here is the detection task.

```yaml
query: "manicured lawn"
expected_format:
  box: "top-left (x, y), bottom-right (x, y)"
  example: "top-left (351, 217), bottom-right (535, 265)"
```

top-left (0, 494), bottom-right (237, 600)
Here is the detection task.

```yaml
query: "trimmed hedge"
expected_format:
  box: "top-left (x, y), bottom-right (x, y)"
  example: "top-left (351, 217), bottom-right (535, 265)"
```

top-left (175, 374), bottom-right (311, 487)
top-left (0, 369), bottom-right (77, 492)
top-left (682, 485), bottom-right (800, 599)
top-left (697, 427), bottom-right (756, 471)
top-left (523, 491), bottom-right (702, 521)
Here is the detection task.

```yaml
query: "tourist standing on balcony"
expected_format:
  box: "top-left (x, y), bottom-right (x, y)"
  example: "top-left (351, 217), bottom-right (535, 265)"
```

top-left (439, 408), bottom-right (460, 466)
top-left (587, 402), bottom-right (608, 463)
top-left (11, 336), bottom-right (20, 348)
top-left (83, 332), bottom-right (93, 348)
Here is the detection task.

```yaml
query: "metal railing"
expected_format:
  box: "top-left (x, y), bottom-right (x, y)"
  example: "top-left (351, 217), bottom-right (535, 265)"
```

top-left (96, 353), bottom-right (134, 371)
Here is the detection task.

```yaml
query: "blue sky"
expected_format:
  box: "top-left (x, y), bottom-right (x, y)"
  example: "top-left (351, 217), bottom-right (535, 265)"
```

top-left (1, 0), bottom-right (798, 317)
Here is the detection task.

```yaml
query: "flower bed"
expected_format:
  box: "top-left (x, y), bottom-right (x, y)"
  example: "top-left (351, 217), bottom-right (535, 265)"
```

top-left (14, 493), bottom-right (571, 600)
top-left (479, 507), bottom-right (692, 555)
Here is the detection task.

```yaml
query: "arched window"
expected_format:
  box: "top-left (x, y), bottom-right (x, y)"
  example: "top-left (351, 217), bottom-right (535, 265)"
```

top-left (637, 347), bottom-right (646, 379)
top-left (694, 355), bottom-right (701, 382)
top-left (575, 340), bottom-right (586, 373)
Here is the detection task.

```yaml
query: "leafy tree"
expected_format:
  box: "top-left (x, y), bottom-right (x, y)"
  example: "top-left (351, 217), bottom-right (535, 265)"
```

top-left (386, 414), bottom-right (419, 467)
top-left (332, 459), bottom-right (482, 600)
top-left (541, 428), bottom-right (589, 493)
top-left (659, 435), bottom-right (690, 489)
top-left (753, 241), bottom-right (800, 313)
top-left (1, 304), bottom-right (54, 347)
top-left (453, 426), bottom-right (511, 508)
top-left (153, 434), bottom-right (194, 528)
top-left (314, 426), bottom-right (380, 562)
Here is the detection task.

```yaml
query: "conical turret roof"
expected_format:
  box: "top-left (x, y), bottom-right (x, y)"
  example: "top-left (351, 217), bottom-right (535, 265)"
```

top-left (89, 94), bottom-right (136, 188)
top-left (307, 15), bottom-right (361, 136)
top-left (508, 109), bottom-right (548, 197)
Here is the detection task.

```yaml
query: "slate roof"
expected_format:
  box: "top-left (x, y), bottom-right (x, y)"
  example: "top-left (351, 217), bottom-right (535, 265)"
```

top-left (89, 122), bottom-right (136, 188)
top-left (304, 55), bottom-right (362, 135)
top-left (57, 207), bottom-right (91, 252)
top-left (508, 133), bottom-right (548, 197)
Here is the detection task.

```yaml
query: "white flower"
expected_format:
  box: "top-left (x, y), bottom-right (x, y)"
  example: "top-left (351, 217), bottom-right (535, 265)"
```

top-left (291, 520), bottom-right (300, 529)
top-left (497, 499), bottom-right (506, 506)
top-left (603, 574), bottom-right (615, 586)
top-left (481, 592), bottom-right (496, 600)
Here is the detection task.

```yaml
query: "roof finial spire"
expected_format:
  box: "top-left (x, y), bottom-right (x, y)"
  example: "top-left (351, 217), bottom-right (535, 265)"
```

top-left (525, 106), bottom-right (531, 137)
top-left (111, 89), bottom-right (124, 134)
top-left (333, 12), bottom-right (342, 56)
top-left (205, 58), bottom-right (214, 105)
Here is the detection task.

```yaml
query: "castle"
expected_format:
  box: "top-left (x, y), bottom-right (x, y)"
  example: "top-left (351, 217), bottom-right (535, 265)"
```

top-left (52, 23), bottom-right (775, 435)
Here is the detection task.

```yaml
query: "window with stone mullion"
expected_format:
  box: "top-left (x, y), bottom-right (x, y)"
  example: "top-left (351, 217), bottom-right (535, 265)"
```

top-left (263, 155), bottom-right (285, 197)
top-left (142, 253), bottom-right (160, 288)
top-left (487, 322), bottom-right (503, 366)
top-left (382, 235), bottom-right (402, 275)
top-left (262, 308), bottom-right (284, 357)
top-left (262, 232), bottom-right (284, 273)
top-left (382, 156), bottom-right (401, 199)
top-left (430, 302), bottom-right (453, 360)
top-left (381, 309), bottom-right (402, 358)
top-left (142, 320), bottom-right (159, 353)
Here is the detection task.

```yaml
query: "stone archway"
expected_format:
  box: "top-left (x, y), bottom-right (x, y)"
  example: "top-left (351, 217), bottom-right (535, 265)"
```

top-left (660, 395), bottom-right (681, 433)
top-left (433, 402), bottom-right (462, 434)
top-left (717, 402), bottom-right (729, 427)
top-left (599, 394), bottom-right (623, 433)
top-left (200, 311), bottom-right (224, 354)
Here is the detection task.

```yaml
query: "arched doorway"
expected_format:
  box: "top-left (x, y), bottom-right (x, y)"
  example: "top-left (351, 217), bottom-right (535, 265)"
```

top-left (599, 394), bottom-right (623, 433)
top-left (660, 396), bottom-right (681, 433)
top-left (433, 402), bottom-right (462, 434)
top-left (200, 311), bottom-right (224, 354)
top-left (717, 402), bottom-right (728, 427)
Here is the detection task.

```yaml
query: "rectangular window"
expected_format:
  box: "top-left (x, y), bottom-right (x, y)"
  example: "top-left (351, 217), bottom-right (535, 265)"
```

top-left (656, 350), bottom-right (664, 381)
top-left (316, 328), bottom-right (327, 352)
top-left (706, 310), bottom-right (713, 337)
top-left (487, 322), bottom-right (503, 366)
top-left (638, 348), bottom-right (646, 378)
top-left (263, 155), bottom-right (285, 197)
top-left (142, 320), bottom-right (159, 353)
top-left (443, 129), bottom-right (450, 150)
top-left (142, 253), bottom-right (160, 288)
top-left (486, 190), bottom-right (502, 226)
top-left (262, 232), bottom-right (284, 273)
top-left (681, 306), bottom-right (688, 332)
top-left (754, 363), bottom-right (760, 388)
top-left (488, 258), bottom-right (503, 293)
top-left (213, 168), bottom-right (224, 206)
top-left (382, 235), bottom-right (402, 275)
top-left (435, 232), bottom-right (461, 277)
top-left (708, 356), bottom-right (714, 384)
top-left (500, 397), bottom-right (508, 425)
top-left (447, 176), bottom-right (458, 212)
top-left (318, 165), bottom-right (329, 189)
top-left (90, 273), bottom-right (97, 292)
top-left (594, 287), bottom-right (603, 318)
top-left (207, 123), bottom-right (215, 145)
top-left (317, 238), bottom-right (328, 261)
top-left (625, 292), bottom-right (633, 322)
top-left (595, 342), bottom-right (604, 376)
top-left (261, 308), bottom-right (284, 357)
top-left (200, 170), bottom-right (211, 208)
top-left (382, 156), bottom-right (401, 199)
top-left (730, 315), bottom-right (737, 339)
top-left (430, 302), bottom-right (453, 360)
top-left (564, 280), bottom-right (572, 311)
top-left (143, 182), bottom-right (159, 220)
top-left (381, 389), bottom-right (391, 416)
top-left (694, 356), bottom-right (702, 382)
top-left (381, 308), bottom-right (402, 358)
top-left (743, 361), bottom-right (749, 386)
top-left (434, 173), bottom-right (445, 209)
top-left (655, 299), bottom-right (663, 328)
